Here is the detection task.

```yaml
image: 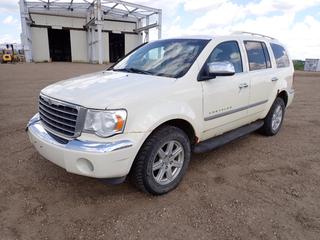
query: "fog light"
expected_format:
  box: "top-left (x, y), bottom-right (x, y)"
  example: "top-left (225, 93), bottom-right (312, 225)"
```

top-left (77, 158), bottom-right (94, 174)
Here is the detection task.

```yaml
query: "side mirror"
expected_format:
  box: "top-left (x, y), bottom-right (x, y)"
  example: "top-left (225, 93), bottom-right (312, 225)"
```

top-left (206, 61), bottom-right (235, 79)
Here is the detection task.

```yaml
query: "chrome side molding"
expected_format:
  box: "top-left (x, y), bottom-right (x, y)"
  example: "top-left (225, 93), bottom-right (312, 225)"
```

top-left (204, 100), bottom-right (268, 121)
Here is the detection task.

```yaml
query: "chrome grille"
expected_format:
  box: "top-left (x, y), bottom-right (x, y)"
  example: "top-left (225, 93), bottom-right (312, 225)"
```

top-left (39, 95), bottom-right (82, 138)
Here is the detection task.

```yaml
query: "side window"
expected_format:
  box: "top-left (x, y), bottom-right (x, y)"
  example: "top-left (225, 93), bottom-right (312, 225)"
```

top-left (270, 43), bottom-right (290, 68)
top-left (207, 41), bottom-right (243, 73)
top-left (244, 41), bottom-right (272, 71)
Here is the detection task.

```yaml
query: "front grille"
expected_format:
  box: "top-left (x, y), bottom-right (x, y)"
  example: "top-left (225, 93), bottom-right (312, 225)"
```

top-left (39, 95), bottom-right (80, 138)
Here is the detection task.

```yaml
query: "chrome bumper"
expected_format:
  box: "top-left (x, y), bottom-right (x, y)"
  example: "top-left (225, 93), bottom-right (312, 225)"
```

top-left (26, 113), bottom-right (138, 178)
top-left (26, 113), bottom-right (133, 153)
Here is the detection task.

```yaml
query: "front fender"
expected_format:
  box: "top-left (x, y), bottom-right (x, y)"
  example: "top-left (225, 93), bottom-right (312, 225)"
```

top-left (125, 101), bottom-right (202, 138)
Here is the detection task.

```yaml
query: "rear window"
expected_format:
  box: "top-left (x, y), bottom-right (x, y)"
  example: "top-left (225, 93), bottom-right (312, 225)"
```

top-left (244, 41), bottom-right (272, 71)
top-left (270, 43), bottom-right (290, 68)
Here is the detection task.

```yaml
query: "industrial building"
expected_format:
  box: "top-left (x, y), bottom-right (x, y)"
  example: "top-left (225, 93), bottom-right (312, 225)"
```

top-left (304, 59), bottom-right (320, 72)
top-left (19, 0), bottom-right (162, 64)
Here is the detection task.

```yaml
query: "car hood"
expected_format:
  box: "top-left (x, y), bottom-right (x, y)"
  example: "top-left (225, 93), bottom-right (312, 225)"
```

top-left (41, 71), bottom-right (175, 109)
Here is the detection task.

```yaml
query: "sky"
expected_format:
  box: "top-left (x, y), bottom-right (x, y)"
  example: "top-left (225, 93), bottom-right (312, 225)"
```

top-left (1, 0), bottom-right (320, 59)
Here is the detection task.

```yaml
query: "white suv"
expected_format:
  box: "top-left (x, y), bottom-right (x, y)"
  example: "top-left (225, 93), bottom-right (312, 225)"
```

top-left (27, 32), bottom-right (294, 195)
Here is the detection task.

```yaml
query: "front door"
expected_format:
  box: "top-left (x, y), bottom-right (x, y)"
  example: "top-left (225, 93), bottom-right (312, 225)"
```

top-left (200, 41), bottom-right (250, 139)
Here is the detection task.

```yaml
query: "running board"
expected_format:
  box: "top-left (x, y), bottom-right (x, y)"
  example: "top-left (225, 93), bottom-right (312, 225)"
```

top-left (193, 120), bottom-right (264, 154)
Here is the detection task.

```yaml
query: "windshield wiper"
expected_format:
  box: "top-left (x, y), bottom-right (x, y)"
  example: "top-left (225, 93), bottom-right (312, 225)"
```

top-left (113, 68), bottom-right (153, 75)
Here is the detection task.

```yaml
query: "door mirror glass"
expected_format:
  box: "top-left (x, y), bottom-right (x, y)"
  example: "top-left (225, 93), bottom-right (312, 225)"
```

top-left (207, 61), bottom-right (235, 77)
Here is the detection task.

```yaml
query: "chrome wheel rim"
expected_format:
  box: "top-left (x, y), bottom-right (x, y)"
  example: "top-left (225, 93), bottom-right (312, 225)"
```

top-left (152, 140), bottom-right (184, 185)
top-left (272, 105), bottom-right (283, 131)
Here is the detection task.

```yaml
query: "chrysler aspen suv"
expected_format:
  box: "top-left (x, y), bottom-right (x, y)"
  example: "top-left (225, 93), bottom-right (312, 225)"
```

top-left (27, 32), bottom-right (294, 195)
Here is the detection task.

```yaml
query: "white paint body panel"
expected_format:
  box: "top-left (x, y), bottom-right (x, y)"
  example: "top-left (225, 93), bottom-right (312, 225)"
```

top-left (29, 35), bottom-right (294, 178)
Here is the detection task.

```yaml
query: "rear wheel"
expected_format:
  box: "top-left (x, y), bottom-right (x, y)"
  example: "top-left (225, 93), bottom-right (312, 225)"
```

top-left (260, 97), bottom-right (285, 136)
top-left (130, 126), bottom-right (191, 195)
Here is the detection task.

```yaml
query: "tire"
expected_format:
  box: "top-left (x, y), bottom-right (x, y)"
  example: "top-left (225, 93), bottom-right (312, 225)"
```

top-left (260, 97), bottom-right (285, 136)
top-left (130, 126), bottom-right (191, 195)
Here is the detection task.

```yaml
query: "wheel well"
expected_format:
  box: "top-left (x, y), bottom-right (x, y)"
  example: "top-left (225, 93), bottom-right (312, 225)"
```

top-left (156, 119), bottom-right (197, 145)
top-left (277, 91), bottom-right (288, 106)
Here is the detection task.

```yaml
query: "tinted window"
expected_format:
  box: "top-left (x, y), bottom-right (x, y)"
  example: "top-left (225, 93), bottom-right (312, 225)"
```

top-left (207, 41), bottom-right (243, 73)
top-left (244, 41), bottom-right (272, 71)
top-left (271, 43), bottom-right (290, 68)
top-left (113, 39), bottom-right (209, 78)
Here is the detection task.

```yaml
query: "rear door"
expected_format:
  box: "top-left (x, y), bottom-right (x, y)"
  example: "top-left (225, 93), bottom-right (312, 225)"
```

top-left (270, 42), bottom-right (293, 90)
top-left (243, 41), bottom-right (276, 116)
top-left (200, 40), bottom-right (250, 138)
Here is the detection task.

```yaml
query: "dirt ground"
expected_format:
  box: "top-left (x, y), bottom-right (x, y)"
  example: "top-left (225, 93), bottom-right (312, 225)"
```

top-left (0, 63), bottom-right (319, 240)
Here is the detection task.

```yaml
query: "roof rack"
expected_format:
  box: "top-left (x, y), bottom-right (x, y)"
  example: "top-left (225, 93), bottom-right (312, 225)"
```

top-left (232, 31), bottom-right (276, 40)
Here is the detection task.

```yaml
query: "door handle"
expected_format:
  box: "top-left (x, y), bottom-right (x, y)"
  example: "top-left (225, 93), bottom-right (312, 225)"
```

top-left (239, 83), bottom-right (248, 89)
top-left (271, 77), bottom-right (279, 82)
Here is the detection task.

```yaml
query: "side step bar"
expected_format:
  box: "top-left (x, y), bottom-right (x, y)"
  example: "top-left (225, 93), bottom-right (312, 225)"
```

top-left (193, 120), bottom-right (264, 154)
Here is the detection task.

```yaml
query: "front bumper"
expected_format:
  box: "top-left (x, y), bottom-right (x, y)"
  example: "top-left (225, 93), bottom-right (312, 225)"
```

top-left (26, 113), bottom-right (140, 178)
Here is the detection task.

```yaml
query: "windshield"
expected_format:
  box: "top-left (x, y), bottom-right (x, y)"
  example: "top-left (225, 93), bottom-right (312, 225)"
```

top-left (112, 39), bottom-right (210, 78)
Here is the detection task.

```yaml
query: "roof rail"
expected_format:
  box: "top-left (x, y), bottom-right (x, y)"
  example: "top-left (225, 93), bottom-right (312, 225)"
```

top-left (232, 31), bottom-right (276, 40)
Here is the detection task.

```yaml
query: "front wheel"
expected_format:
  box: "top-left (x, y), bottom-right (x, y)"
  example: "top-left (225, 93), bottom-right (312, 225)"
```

top-left (260, 97), bottom-right (285, 136)
top-left (130, 126), bottom-right (191, 195)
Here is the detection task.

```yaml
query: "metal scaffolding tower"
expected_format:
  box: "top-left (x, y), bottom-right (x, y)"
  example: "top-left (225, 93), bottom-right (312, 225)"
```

top-left (19, 0), bottom-right (162, 64)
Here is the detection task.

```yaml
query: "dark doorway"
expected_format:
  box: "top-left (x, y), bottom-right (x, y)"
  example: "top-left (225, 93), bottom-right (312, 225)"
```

top-left (48, 28), bottom-right (71, 62)
top-left (109, 33), bottom-right (125, 62)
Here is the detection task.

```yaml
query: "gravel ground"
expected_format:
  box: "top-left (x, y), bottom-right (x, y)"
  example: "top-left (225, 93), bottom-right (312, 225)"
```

top-left (0, 63), bottom-right (320, 240)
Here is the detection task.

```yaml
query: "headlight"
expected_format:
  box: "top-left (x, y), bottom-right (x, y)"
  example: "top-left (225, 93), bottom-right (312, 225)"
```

top-left (83, 109), bottom-right (127, 137)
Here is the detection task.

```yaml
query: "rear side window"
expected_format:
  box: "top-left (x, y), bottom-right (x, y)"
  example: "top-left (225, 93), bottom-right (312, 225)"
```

top-left (270, 43), bottom-right (290, 68)
top-left (244, 41), bottom-right (271, 71)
